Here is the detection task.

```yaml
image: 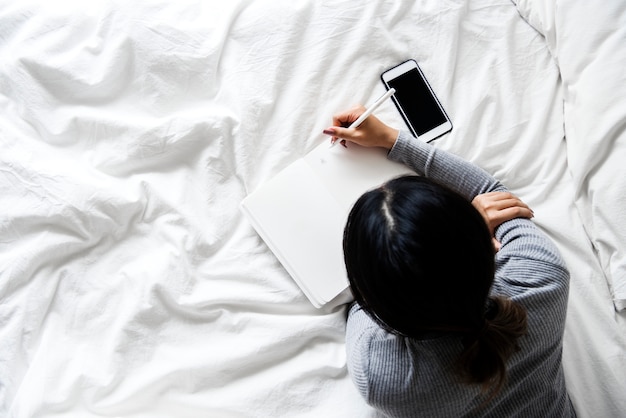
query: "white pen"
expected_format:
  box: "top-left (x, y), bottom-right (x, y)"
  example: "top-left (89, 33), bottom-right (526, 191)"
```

top-left (329, 88), bottom-right (396, 147)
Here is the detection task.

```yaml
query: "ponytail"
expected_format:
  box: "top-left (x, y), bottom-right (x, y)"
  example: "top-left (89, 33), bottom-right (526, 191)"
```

top-left (455, 296), bottom-right (528, 398)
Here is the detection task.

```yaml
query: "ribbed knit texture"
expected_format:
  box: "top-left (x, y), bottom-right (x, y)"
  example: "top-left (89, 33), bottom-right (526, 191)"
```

top-left (345, 131), bottom-right (575, 417)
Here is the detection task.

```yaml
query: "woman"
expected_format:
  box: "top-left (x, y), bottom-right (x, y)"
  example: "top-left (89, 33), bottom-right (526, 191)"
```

top-left (323, 107), bottom-right (575, 417)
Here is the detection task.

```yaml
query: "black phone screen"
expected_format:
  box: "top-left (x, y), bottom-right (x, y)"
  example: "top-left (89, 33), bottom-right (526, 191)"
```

top-left (387, 68), bottom-right (448, 136)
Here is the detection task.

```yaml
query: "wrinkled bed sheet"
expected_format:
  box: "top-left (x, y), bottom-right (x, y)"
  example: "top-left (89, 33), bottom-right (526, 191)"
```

top-left (1, 1), bottom-right (625, 417)
top-left (515, 0), bottom-right (626, 312)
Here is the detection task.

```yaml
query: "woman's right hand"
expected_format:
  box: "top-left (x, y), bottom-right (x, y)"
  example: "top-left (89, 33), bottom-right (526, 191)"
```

top-left (472, 191), bottom-right (534, 251)
top-left (322, 106), bottom-right (399, 150)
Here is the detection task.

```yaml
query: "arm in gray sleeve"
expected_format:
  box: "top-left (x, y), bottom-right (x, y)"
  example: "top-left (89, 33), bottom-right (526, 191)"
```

top-left (387, 131), bottom-right (569, 281)
top-left (387, 130), bottom-right (506, 201)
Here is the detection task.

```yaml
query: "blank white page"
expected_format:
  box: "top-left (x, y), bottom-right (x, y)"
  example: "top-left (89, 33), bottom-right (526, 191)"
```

top-left (241, 140), bottom-right (413, 308)
top-left (241, 158), bottom-right (348, 307)
top-left (304, 141), bottom-right (412, 210)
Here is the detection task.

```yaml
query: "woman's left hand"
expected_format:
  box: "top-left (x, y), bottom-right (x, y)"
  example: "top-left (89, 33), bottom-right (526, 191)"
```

top-left (472, 191), bottom-right (534, 251)
top-left (322, 106), bottom-right (399, 150)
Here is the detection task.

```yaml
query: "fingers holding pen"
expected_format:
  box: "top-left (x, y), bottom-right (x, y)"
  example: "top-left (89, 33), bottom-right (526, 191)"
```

top-left (323, 89), bottom-right (398, 149)
top-left (332, 106), bottom-right (366, 128)
top-left (322, 106), bottom-right (365, 147)
top-left (322, 107), bottom-right (398, 150)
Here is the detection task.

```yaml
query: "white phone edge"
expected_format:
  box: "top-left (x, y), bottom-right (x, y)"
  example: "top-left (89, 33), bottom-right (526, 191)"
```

top-left (381, 59), bottom-right (452, 142)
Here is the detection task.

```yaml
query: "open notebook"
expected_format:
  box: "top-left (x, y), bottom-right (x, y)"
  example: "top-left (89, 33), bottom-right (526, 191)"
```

top-left (241, 140), bottom-right (413, 308)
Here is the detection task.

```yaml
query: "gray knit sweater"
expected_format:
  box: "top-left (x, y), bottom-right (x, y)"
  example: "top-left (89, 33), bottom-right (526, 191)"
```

top-left (346, 131), bottom-right (575, 417)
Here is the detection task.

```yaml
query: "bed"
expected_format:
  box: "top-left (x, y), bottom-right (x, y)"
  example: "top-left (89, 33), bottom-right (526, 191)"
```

top-left (1, 0), bottom-right (624, 417)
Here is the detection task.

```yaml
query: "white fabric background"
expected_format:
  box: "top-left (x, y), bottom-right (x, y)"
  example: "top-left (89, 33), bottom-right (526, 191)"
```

top-left (1, 1), bottom-right (624, 417)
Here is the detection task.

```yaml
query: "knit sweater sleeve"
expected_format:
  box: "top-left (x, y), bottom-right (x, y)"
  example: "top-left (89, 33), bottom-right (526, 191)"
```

top-left (388, 130), bottom-right (505, 200)
top-left (386, 131), bottom-right (568, 274)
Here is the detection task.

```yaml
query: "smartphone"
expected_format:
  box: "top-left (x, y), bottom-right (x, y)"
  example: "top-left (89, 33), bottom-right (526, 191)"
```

top-left (381, 59), bottom-right (452, 142)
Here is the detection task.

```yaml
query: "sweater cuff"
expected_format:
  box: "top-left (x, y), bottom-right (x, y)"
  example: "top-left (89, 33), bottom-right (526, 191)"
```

top-left (387, 130), bottom-right (431, 176)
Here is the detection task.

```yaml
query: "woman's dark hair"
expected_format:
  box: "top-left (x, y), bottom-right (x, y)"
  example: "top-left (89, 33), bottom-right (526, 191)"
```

top-left (343, 175), bottom-right (527, 397)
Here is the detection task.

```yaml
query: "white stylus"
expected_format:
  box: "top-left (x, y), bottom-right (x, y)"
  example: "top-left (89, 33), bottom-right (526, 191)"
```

top-left (330, 88), bottom-right (396, 147)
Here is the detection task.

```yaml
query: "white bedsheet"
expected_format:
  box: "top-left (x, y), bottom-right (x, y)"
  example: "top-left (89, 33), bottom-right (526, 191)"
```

top-left (1, 1), bottom-right (624, 417)
top-left (515, 0), bottom-right (626, 312)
